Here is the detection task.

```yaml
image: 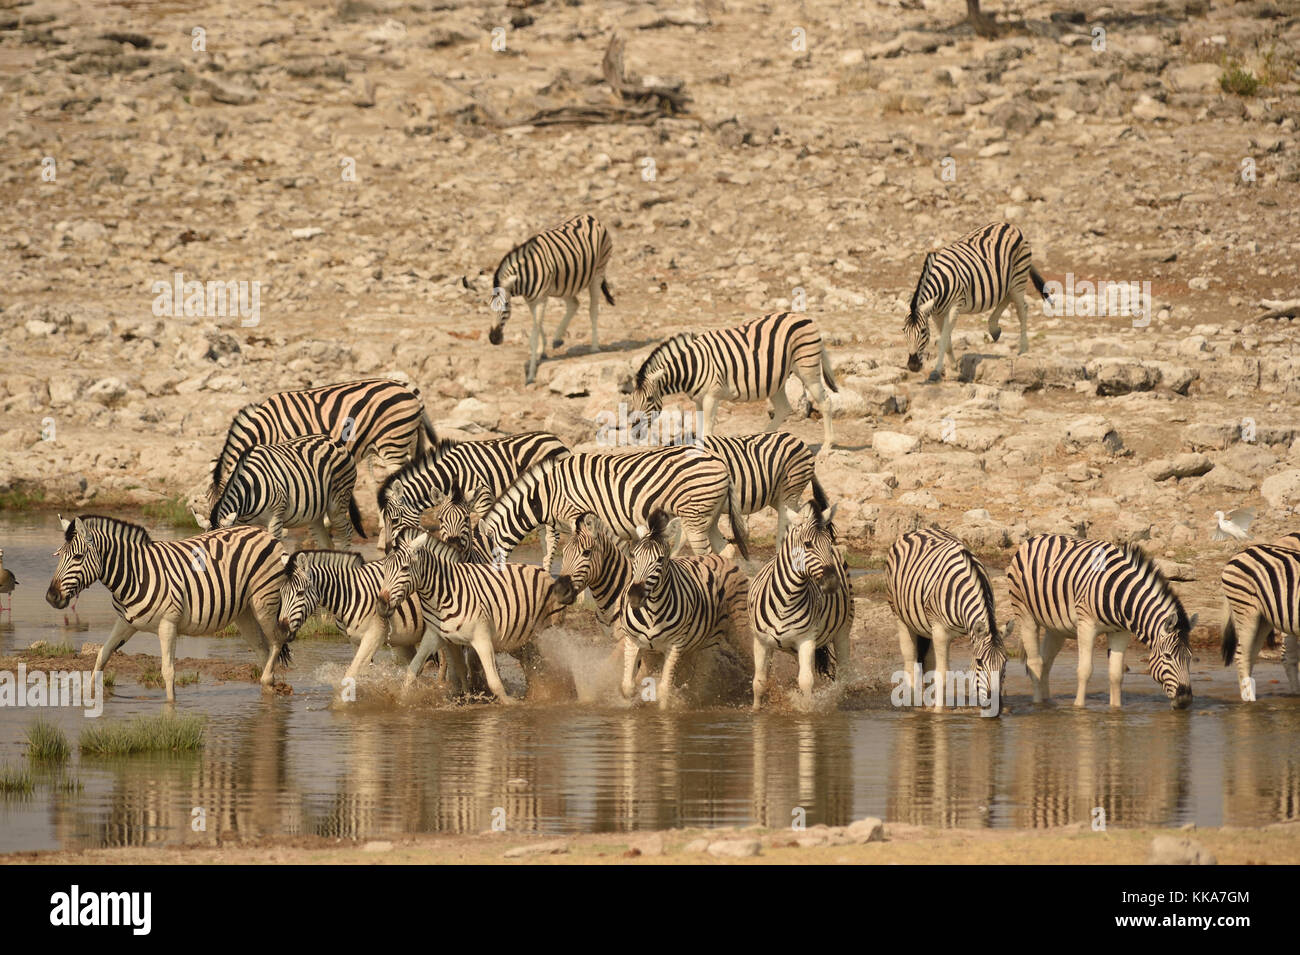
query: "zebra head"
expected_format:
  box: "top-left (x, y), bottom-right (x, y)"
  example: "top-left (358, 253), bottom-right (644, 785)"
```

top-left (46, 516), bottom-right (104, 609)
top-left (277, 555), bottom-right (321, 636)
top-left (628, 334), bottom-right (694, 418)
top-left (210, 404), bottom-right (265, 508)
top-left (1149, 604), bottom-right (1194, 709)
top-left (488, 252), bottom-right (519, 345)
top-left (962, 555), bottom-right (1007, 703)
top-left (559, 511), bottom-right (608, 596)
top-left (786, 492), bottom-right (843, 596)
top-left (377, 531), bottom-right (426, 617)
top-left (428, 485), bottom-right (474, 558)
top-left (377, 476), bottom-right (428, 555)
top-left (627, 509), bottom-right (679, 609)
top-left (208, 459), bottom-right (254, 530)
top-left (904, 252), bottom-right (938, 372)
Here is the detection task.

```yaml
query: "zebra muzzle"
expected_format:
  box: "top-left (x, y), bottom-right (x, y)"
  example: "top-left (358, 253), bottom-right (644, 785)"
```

top-left (1172, 684), bottom-right (1192, 709)
top-left (45, 585), bottom-right (69, 610)
top-left (627, 583), bottom-right (646, 609)
top-left (906, 354), bottom-right (923, 373)
top-left (488, 322), bottom-right (505, 345)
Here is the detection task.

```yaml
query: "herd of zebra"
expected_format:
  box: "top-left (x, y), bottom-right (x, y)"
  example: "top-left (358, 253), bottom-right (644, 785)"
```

top-left (32, 214), bottom-right (1300, 713)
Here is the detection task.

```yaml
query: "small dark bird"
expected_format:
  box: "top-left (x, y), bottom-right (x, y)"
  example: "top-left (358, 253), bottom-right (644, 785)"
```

top-left (0, 548), bottom-right (16, 613)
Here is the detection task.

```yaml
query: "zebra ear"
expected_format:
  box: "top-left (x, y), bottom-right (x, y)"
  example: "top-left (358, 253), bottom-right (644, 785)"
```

top-left (411, 531), bottom-right (430, 549)
top-left (822, 503), bottom-right (837, 526)
top-left (72, 517), bottom-right (85, 537)
top-left (1188, 612), bottom-right (1199, 631)
top-left (636, 524), bottom-right (650, 539)
top-left (665, 517), bottom-right (684, 553)
top-left (280, 553), bottom-right (290, 567)
top-left (59, 513), bottom-right (71, 532)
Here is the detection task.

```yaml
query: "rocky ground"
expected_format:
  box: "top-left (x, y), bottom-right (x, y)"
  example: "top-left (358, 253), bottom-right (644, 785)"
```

top-left (1, 0), bottom-right (1299, 653)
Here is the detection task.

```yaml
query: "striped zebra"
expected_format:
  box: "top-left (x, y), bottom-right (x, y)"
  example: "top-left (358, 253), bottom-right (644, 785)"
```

top-left (425, 486), bottom-right (493, 563)
top-left (1006, 534), bottom-right (1193, 709)
top-left (886, 528), bottom-right (1006, 712)
top-left (478, 445), bottom-right (749, 562)
top-left (277, 549), bottom-right (424, 688)
top-left (904, 221), bottom-right (1051, 381)
top-left (487, 213), bottom-right (615, 384)
top-left (45, 515), bottom-right (288, 701)
top-left (199, 378), bottom-right (433, 524)
top-left (1220, 540), bottom-right (1300, 700)
top-left (701, 432), bottom-right (820, 544)
top-left (627, 312), bottom-right (839, 449)
top-left (558, 512), bottom-right (632, 635)
top-left (377, 431), bottom-right (568, 560)
top-left (620, 510), bottom-right (750, 709)
top-left (377, 532), bottom-right (575, 702)
top-left (749, 486), bottom-right (854, 709)
top-left (208, 436), bottom-right (365, 549)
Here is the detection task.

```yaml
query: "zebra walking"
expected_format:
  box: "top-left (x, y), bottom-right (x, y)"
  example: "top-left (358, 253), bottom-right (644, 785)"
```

top-left (487, 213), bottom-right (614, 384)
top-left (904, 222), bottom-right (1051, 381)
top-left (277, 549), bottom-right (425, 688)
top-left (377, 531), bottom-right (575, 703)
top-left (1006, 534), bottom-right (1193, 709)
top-left (701, 432), bottom-right (820, 545)
top-left (207, 436), bottom-right (365, 548)
top-left (199, 378), bottom-right (433, 523)
top-left (627, 312), bottom-right (838, 449)
top-left (377, 431), bottom-right (568, 560)
top-left (749, 487), bottom-right (853, 709)
top-left (620, 510), bottom-right (750, 709)
top-left (478, 445), bottom-right (749, 561)
top-left (45, 516), bottom-right (289, 701)
top-left (1220, 539), bottom-right (1300, 700)
top-left (886, 528), bottom-right (1005, 712)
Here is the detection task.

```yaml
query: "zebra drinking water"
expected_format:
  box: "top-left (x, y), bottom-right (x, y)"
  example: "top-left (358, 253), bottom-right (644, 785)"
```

top-left (904, 222), bottom-right (1051, 381)
top-left (487, 214), bottom-right (614, 385)
top-left (45, 515), bottom-right (289, 702)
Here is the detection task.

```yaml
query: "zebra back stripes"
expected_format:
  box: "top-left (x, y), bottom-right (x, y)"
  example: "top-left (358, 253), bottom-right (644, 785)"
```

top-left (209, 435), bottom-right (364, 547)
top-left (376, 431), bottom-right (569, 549)
top-left (904, 222), bottom-right (1050, 379)
top-left (701, 432), bottom-right (818, 541)
top-left (1007, 534), bottom-right (1192, 707)
top-left (479, 445), bottom-right (749, 560)
top-left (628, 312), bottom-right (839, 446)
top-left (45, 515), bottom-right (289, 699)
top-left (621, 509), bottom-right (750, 708)
top-left (206, 378), bottom-right (432, 512)
top-left (1220, 539), bottom-right (1300, 698)
top-left (748, 489), bottom-right (854, 707)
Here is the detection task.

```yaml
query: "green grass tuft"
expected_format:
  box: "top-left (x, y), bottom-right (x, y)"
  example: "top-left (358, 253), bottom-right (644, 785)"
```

top-left (1220, 65), bottom-right (1260, 96)
top-left (26, 642), bottom-right (77, 659)
top-left (25, 719), bottom-right (70, 762)
top-left (0, 764), bottom-right (35, 795)
top-left (0, 489), bottom-right (46, 511)
top-left (142, 495), bottom-right (200, 530)
top-left (80, 714), bottom-right (206, 756)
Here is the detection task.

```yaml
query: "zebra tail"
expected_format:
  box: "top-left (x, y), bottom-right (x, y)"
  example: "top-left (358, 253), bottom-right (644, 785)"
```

top-left (727, 482), bottom-right (750, 560)
top-left (916, 635), bottom-right (933, 668)
top-left (278, 639), bottom-right (293, 667)
top-left (1220, 608), bottom-right (1237, 666)
top-left (820, 345), bottom-right (839, 393)
top-left (1029, 266), bottom-right (1050, 302)
top-left (416, 410), bottom-right (438, 456)
top-left (601, 278), bottom-right (614, 307)
top-left (348, 495), bottom-right (368, 540)
top-left (815, 644), bottom-right (835, 679)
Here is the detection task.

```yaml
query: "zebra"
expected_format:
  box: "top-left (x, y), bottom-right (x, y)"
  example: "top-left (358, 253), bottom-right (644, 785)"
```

top-left (904, 221), bottom-right (1051, 382)
top-left (277, 549), bottom-right (425, 689)
top-left (1006, 534), bottom-right (1193, 709)
top-left (1220, 539), bottom-right (1300, 700)
top-left (45, 515), bottom-right (289, 702)
top-left (701, 432), bottom-right (820, 545)
top-left (376, 431), bottom-right (568, 562)
top-left (478, 445), bottom-right (750, 562)
top-left (487, 213), bottom-right (615, 385)
top-left (558, 511), bottom-right (632, 636)
top-left (198, 378), bottom-right (433, 525)
top-left (749, 486), bottom-right (854, 709)
top-left (208, 436), bottom-right (366, 549)
top-left (620, 509), bottom-right (750, 709)
top-left (886, 527), bottom-right (1006, 712)
top-left (626, 312), bottom-right (839, 449)
top-left (377, 531), bottom-right (575, 703)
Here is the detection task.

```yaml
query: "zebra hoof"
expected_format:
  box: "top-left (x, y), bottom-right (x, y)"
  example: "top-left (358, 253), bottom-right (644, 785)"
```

top-left (926, 371), bottom-right (943, 384)
top-left (551, 337), bottom-right (564, 349)
top-left (988, 328), bottom-right (1002, 342)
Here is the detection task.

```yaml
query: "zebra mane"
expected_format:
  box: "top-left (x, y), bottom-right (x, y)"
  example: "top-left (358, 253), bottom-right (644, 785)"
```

top-left (212, 403), bottom-right (263, 490)
top-left (1120, 542), bottom-right (1190, 633)
top-left (635, 333), bottom-right (696, 391)
top-left (377, 439), bottom-right (463, 511)
top-left (965, 551), bottom-right (998, 637)
top-left (66, 514), bottom-right (153, 544)
top-left (639, 508), bottom-right (673, 547)
top-left (493, 235), bottom-right (535, 289)
top-left (287, 549), bottom-right (364, 574)
top-left (907, 252), bottom-right (936, 326)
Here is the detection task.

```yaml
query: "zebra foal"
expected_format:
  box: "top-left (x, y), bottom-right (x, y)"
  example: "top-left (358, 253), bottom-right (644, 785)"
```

top-left (904, 221), bottom-right (1051, 381)
top-left (488, 214), bottom-right (614, 384)
top-left (1006, 534), bottom-right (1193, 709)
top-left (627, 312), bottom-right (838, 449)
top-left (45, 516), bottom-right (289, 701)
top-left (886, 528), bottom-right (1005, 712)
top-left (1220, 539), bottom-right (1300, 700)
top-left (749, 486), bottom-right (853, 709)
top-left (208, 435), bottom-right (365, 548)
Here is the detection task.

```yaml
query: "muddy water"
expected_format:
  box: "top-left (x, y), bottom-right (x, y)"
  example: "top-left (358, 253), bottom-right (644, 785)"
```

top-left (1, 512), bottom-right (1298, 852)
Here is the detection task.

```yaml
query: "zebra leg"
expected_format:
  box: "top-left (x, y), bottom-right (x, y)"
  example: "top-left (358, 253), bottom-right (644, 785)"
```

top-left (392, 644), bottom-right (416, 668)
top-left (344, 620), bottom-right (388, 685)
top-left (751, 636), bottom-right (772, 710)
top-left (309, 517), bottom-right (332, 549)
top-left (1106, 633), bottom-right (1129, 708)
top-left (658, 644), bottom-right (683, 710)
top-left (897, 622), bottom-right (919, 702)
top-left (1073, 622), bottom-right (1097, 706)
top-left (766, 387), bottom-right (793, 433)
top-left (588, 276), bottom-right (602, 349)
top-left (268, 509), bottom-right (287, 546)
top-left (833, 620), bottom-right (851, 687)
top-left (92, 617), bottom-right (137, 687)
top-left (794, 364), bottom-right (834, 451)
top-left (1039, 630), bottom-right (1064, 703)
top-left (986, 301), bottom-right (1008, 343)
top-left (1234, 610), bottom-right (1265, 701)
top-left (796, 638), bottom-right (817, 701)
top-left (253, 605), bottom-right (289, 689)
top-left (620, 637), bottom-right (641, 700)
top-left (701, 393), bottom-right (721, 439)
top-left (157, 618), bottom-right (179, 703)
top-left (930, 623), bottom-right (952, 711)
top-left (1019, 618), bottom-right (1045, 702)
top-left (1284, 633), bottom-right (1300, 695)
top-left (928, 306), bottom-right (958, 381)
top-left (404, 621), bottom-right (446, 691)
top-left (470, 623), bottom-right (515, 704)
top-left (551, 296), bottom-right (579, 349)
top-left (525, 299), bottom-right (546, 385)
top-left (1013, 288), bottom-right (1031, 355)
